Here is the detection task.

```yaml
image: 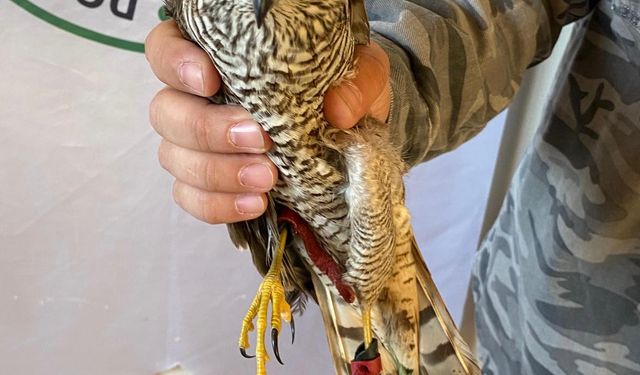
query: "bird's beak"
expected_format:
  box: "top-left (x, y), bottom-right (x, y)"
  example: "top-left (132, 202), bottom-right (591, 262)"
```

top-left (253, 0), bottom-right (274, 28)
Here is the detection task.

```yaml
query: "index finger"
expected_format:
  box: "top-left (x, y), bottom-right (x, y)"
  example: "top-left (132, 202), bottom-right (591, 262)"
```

top-left (145, 20), bottom-right (221, 96)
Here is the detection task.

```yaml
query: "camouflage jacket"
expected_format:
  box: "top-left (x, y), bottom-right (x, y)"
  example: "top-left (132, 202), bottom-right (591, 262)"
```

top-left (367, 0), bottom-right (640, 373)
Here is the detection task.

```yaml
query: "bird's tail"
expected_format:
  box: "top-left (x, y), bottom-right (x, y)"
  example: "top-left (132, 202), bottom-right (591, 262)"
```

top-left (313, 237), bottom-right (480, 375)
top-left (410, 237), bottom-right (480, 374)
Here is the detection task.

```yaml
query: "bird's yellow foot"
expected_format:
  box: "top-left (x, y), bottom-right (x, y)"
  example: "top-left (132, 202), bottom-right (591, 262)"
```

top-left (238, 228), bottom-right (293, 375)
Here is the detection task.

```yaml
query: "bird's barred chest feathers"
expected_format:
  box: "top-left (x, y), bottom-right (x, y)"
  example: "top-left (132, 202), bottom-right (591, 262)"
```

top-left (179, 0), bottom-right (357, 258)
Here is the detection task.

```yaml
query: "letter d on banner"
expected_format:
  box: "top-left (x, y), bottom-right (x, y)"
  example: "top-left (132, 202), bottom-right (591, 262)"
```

top-left (111, 0), bottom-right (137, 20)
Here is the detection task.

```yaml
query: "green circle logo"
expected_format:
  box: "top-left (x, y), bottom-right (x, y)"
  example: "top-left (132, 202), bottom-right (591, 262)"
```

top-left (9, 0), bottom-right (170, 53)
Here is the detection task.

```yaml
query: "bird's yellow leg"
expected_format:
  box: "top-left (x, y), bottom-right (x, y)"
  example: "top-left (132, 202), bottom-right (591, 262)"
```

top-left (238, 228), bottom-right (292, 375)
top-left (362, 307), bottom-right (373, 349)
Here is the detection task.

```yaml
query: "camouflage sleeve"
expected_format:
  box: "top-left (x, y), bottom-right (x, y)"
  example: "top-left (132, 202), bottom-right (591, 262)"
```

top-left (366, 0), bottom-right (598, 165)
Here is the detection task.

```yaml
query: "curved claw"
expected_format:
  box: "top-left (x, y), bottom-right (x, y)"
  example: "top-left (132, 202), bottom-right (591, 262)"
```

top-left (271, 328), bottom-right (284, 365)
top-left (240, 348), bottom-right (255, 359)
top-left (290, 315), bottom-right (295, 345)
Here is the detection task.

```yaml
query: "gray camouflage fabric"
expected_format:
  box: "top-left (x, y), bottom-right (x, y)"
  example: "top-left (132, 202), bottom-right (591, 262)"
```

top-left (366, 0), bottom-right (640, 373)
top-left (473, 2), bottom-right (640, 374)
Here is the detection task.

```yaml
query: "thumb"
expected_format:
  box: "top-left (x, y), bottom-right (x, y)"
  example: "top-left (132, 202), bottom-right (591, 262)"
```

top-left (324, 41), bottom-right (391, 129)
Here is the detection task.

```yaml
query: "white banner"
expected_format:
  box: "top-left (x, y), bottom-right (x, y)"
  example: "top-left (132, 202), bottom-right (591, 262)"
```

top-left (0, 2), bottom-right (504, 374)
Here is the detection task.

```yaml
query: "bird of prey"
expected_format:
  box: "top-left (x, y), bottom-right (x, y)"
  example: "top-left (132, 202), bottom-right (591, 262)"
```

top-left (163, 1), bottom-right (480, 374)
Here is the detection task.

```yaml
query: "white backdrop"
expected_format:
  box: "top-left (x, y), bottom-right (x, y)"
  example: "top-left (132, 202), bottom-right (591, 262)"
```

top-left (0, 2), bottom-right (504, 374)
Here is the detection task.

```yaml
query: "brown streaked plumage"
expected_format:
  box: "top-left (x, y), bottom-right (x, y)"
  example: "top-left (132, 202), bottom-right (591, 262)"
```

top-left (164, 1), bottom-right (480, 374)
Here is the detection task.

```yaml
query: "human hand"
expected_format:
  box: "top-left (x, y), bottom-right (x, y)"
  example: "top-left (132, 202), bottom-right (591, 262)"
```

top-left (146, 20), bottom-right (276, 224)
top-left (146, 20), bottom-right (391, 224)
top-left (325, 42), bottom-right (391, 129)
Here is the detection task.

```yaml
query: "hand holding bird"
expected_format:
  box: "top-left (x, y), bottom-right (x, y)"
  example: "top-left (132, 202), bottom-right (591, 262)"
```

top-left (147, 20), bottom-right (391, 225)
top-left (148, 2), bottom-right (479, 374)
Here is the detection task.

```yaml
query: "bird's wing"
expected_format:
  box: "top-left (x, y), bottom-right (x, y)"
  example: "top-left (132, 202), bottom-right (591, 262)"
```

top-left (349, 0), bottom-right (370, 45)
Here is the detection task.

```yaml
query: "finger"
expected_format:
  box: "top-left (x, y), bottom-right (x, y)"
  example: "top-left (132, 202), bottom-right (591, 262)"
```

top-left (158, 140), bottom-right (278, 193)
top-left (324, 41), bottom-right (391, 129)
top-left (172, 181), bottom-right (268, 224)
top-left (145, 20), bottom-right (220, 96)
top-left (150, 87), bottom-right (272, 153)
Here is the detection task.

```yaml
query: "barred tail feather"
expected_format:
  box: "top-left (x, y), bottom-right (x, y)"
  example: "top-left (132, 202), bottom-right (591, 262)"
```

top-left (311, 273), bottom-right (399, 375)
top-left (412, 238), bottom-right (481, 375)
top-left (312, 239), bottom-right (480, 375)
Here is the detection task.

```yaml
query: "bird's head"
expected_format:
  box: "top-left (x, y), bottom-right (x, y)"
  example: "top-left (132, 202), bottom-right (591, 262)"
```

top-left (252, 0), bottom-right (275, 28)
top-left (250, 0), bottom-right (369, 42)
top-left (164, 0), bottom-right (369, 45)
top-left (165, 0), bottom-right (370, 107)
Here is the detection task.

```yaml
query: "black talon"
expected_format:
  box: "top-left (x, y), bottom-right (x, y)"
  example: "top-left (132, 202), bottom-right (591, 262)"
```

top-left (271, 328), bottom-right (284, 365)
top-left (240, 348), bottom-right (255, 359)
top-left (290, 315), bottom-right (296, 345)
top-left (354, 339), bottom-right (379, 362)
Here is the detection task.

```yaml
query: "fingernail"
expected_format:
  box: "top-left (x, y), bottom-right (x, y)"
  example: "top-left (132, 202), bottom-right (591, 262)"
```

top-left (229, 121), bottom-right (266, 150)
top-left (235, 194), bottom-right (265, 214)
top-left (239, 163), bottom-right (274, 190)
top-left (179, 62), bottom-right (204, 95)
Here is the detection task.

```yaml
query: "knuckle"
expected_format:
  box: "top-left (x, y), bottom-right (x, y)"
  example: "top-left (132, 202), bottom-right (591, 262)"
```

top-left (202, 156), bottom-right (220, 192)
top-left (158, 140), bottom-right (167, 169)
top-left (149, 87), bottom-right (172, 131)
top-left (372, 42), bottom-right (390, 72)
top-left (156, 42), bottom-right (183, 85)
top-left (171, 180), bottom-right (182, 205)
top-left (157, 141), bottom-right (171, 170)
top-left (160, 42), bottom-right (177, 71)
top-left (173, 181), bottom-right (225, 225)
top-left (143, 27), bottom-right (159, 63)
top-left (148, 93), bottom-right (162, 130)
top-left (146, 32), bottom-right (176, 82)
top-left (192, 108), bottom-right (214, 152)
top-left (359, 43), bottom-right (390, 79)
